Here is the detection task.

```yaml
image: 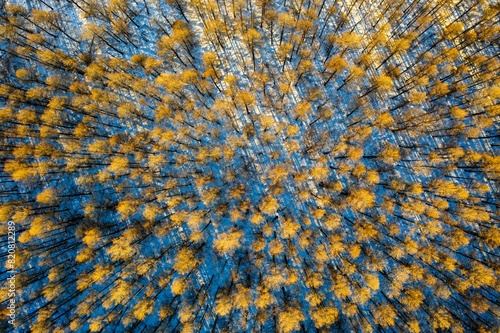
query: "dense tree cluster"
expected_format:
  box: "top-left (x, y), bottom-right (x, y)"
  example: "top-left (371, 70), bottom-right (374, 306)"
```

top-left (0, 0), bottom-right (499, 332)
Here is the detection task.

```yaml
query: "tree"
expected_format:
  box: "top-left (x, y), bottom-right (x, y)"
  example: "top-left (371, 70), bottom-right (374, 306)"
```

top-left (371, 74), bottom-right (394, 93)
top-left (430, 179), bottom-right (469, 200)
top-left (259, 196), bottom-right (279, 216)
top-left (311, 306), bottom-right (339, 329)
top-left (293, 101), bottom-right (311, 120)
top-left (373, 304), bottom-right (397, 327)
top-left (213, 230), bottom-right (244, 254)
top-left (323, 55), bottom-right (347, 86)
top-left (174, 248), bottom-right (199, 274)
top-left (347, 188), bottom-right (375, 212)
top-left (278, 307), bottom-right (305, 333)
top-left (378, 144), bottom-right (401, 164)
top-left (133, 299), bottom-right (154, 320)
top-left (36, 188), bottom-right (57, 204)
top-left (244, 28), bottom-right (262, 69)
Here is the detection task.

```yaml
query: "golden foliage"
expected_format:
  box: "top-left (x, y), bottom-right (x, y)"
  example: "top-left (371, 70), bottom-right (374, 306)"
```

top-left (431, 179), bottom-right (469, 200)
top-left (325, 55), bottom-right (347, 73)
top-left (213, 230), bottom-right (243, 254)
top-left (215, 296), bottom-right (232, 316)
top-left (82, 229), bottom-right (101, 248)
top-left (379, 144), bottom-right (400, 164)
top-left (255, 289), bottom-right (274, 309)
top-left (280, 217), bottom-right (300, 239)
top-left (173, 248), bottom-right (199, 274)
top-left (469, 263), bottom-right (496, 288)
top-left (278, 307), bottom-right (305, 333)
top-left (310, 165), bottom-right (330, 181)
top-left (402, 288), bottom-right (424, 311)
top-left (133, 299), bottom-right (154, 320)
top-left (171, 278), bottom-right (187, 295)
top-left (364, 273), bottom-right (379, 291)
top-left (311, 307), bottom-right (339, 328)
top-left (105, 280), bottom-right (130, 309)
top-left (116, 200), bottom-right (137, 219)
top-left (259, 196), bottom-right (279, 216)
top-left (91, 264), bottom-right (113, 284)
top-left (372, 74), bottom-right (394, 92)
top-left (234, 285), bottom-right (252, 310)
top-left (347, 188), bottom-right (375, 212)
top-left (107, 236), bottom-right (136, 261)
top-left (432, 309), bottom-right (452, 330)
top-left (373, 304), bottom-right (396, 327)
top-left (76, 247), bottom-right (93, 263)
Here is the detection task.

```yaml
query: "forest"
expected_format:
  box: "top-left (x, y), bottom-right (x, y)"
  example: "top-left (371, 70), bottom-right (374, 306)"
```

top-left (0, 0), bottom-right (499, 332)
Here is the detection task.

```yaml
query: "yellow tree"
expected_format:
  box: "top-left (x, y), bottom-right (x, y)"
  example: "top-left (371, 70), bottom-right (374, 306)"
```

top-left (347, 188), bottom-right (375, 212)
top-left (278, 307), bottom-right (305, 333)
top-left (323, 55), bottom-right (348, 86)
